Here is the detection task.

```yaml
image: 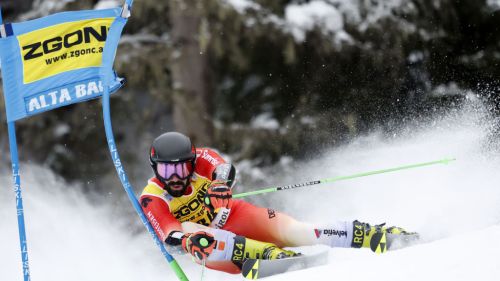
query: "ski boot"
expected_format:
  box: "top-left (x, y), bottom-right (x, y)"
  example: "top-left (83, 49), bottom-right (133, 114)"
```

top-left (231, 236), bottom-right (299, 268)
top-left (352, 220), bottom-right (419, 253)
top-left (385, 225), bottom-right (420, 250)
top-left (262, 245), bottom-right (300, 260)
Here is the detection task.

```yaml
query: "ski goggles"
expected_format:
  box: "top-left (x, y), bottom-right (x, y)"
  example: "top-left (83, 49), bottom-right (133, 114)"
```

top-left (156, 161), bottom-right (194, 181)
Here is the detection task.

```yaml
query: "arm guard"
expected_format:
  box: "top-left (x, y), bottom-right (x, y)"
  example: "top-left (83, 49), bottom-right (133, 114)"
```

top-left (165, 230), bottom-right (185, 246)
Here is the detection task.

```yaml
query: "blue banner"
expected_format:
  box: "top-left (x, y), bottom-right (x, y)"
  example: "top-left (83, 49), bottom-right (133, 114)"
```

top-left (0, 2), bottom-right (188, 280)
top-left (0, 8), bottom-right (126, 122)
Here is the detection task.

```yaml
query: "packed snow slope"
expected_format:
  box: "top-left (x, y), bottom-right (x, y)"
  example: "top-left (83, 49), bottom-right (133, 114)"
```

top-left (1, 101), bottom-right (499, 281)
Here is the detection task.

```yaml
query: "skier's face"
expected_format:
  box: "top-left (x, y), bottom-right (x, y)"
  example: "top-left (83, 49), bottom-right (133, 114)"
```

top-left (165, 175), bottom-right (189, 197)
top-left (167, 175), bottom-right (185, 190)
top-left (154, 159), bottom-right (195, 197)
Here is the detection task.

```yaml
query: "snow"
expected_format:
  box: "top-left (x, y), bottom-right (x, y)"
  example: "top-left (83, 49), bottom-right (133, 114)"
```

top-left (431, 82), bottom-right (471, 97)
top-left (250, 112), bottom-right (280, 130)
top-left (21, 0), bottom-right (76, 19)
top-left (487, 0), bottom-right (500, 11)
top-left (224, 0), bottom-right (411, 45)
top-left (272, 226), bottom-right (500, 281)
top-left (94, 0), bottom-right (121, 10)
top-left (1, 101), bottom-right (499, 280)
top-left (223, 0), bottom-right (261, 14)
top-left (408, 51), bottom-right (424, 63)
top-left (119, 33), bottom-right (168, 48)
top-left (19, 0), bottom-right (120, 19)
top-left (355, 0), bottom-right (405, 31)
top-left (283, 0), bottom-right (410, 40)
top-left (53, 124), bottom-right (70, 137)
top-left (285, 1), bottom-right (343, 42)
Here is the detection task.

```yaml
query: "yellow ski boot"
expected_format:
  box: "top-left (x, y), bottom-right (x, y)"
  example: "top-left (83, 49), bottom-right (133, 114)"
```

top-left (231, 236), bottom-right (299, 268)
top-left (352, 220), bottom-right (419, 253)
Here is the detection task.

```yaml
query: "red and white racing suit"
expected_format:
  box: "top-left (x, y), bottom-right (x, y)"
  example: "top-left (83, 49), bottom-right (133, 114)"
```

top-left (140, 148), bottom-right (301, 273)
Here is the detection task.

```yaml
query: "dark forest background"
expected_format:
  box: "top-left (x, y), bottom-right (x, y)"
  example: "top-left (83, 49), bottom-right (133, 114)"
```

top-left (0, 0), bottom-right (499, 194)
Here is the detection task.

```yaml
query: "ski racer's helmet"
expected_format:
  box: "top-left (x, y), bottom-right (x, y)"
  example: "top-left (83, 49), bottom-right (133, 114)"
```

top-left (150, 132), bottom-right (196, 197)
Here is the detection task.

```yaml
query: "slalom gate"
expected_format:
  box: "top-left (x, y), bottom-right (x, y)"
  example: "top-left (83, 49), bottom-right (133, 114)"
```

top-left (0, 1), bottom-right (188, 280)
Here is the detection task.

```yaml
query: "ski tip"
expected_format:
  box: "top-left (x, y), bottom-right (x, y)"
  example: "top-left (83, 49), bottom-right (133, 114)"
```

top-left (242, 259), bottom-right (260, 280)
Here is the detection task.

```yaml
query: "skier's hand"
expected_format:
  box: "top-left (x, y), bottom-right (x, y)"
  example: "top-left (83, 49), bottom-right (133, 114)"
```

top-left (204, 180), bottom-right (233, 213)
top-left (181, 231), bottom-right (216, 262)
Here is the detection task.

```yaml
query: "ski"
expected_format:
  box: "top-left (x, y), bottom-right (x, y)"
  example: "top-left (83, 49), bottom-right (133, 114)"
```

top-left (241, 250), bottom-right (329, 279)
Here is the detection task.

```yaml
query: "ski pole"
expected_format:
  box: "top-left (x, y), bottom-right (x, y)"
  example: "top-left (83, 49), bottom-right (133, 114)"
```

top-left (233, 158), bottom-right (455, 198)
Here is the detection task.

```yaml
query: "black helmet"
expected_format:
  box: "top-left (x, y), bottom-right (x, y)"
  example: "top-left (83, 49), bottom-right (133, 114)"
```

top-left (150, 132), bottom-right (196, 196)
top-left (150, 132), bottom-right (196, 163)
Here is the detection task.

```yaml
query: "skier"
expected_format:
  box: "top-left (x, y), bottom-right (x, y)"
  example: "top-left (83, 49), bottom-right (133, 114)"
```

top-left (140, 132), bottom-right (418, 274)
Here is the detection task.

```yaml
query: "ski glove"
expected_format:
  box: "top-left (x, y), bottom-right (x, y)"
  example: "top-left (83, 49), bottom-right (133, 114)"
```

top-left (181, 231), bottom-right (216, 262)
top-left (204, 180), bottom-right (233, 213)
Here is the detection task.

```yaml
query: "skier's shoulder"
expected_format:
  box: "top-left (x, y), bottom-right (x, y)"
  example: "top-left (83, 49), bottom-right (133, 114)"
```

top-left (138, 177), bottom-right (174, 214)
top-left (141, 177), bottom-right (165, 197)
top-left (195, 147), bottom-right (226, 165)
top-left (195, 147), bottom-right (228, 178)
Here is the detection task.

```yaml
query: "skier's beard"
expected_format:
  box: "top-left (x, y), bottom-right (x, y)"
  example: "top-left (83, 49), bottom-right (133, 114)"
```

top-left (165, 179), bottom-right (189, 197)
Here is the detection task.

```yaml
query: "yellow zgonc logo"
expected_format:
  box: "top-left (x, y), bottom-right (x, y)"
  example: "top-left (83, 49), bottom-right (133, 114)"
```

top-left (18, 18), bottom-right (114, 84)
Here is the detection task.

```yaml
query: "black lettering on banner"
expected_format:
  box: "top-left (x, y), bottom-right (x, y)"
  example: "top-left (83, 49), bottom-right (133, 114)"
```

top-left (22, 43), bottom-right (43, 60)
top-left (63, 30), bottom-right (83, 48)
top-left (83, 26), bottom-right (107, 43)
top-left (42, 37), bottom-right (62, 54)
top-left (22, 25), bottom-right (108, 61)
top-left (45, 47), bottom-right (103, 65)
